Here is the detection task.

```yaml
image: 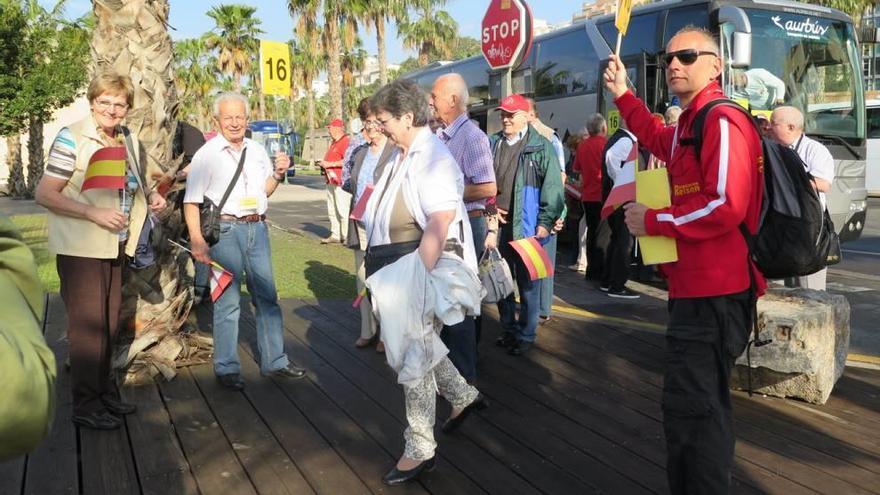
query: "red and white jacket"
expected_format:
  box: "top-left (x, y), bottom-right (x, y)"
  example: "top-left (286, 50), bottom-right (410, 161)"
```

top-left (615, 82), bottom-right (766, 299)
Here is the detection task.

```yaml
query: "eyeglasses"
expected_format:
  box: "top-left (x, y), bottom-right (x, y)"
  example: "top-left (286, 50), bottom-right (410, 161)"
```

top-left (364, 120), bottom-right (381, 130)
top-left (661, 49), bottom-right (718, 69)
top-left (376, 116), bottom-right (396, 129)
top-left (94, 99), bottom-right (129, 112)
top-left (220, 116), bottom-right (247, 125)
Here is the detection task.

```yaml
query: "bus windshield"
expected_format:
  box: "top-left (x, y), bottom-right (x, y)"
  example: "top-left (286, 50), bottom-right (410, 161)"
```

top-left (727, 9), bottom-right (864, 139)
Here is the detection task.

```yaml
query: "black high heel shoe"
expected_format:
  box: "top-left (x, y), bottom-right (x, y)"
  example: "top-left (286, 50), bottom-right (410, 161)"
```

top-left (442, 394), bottom-right (488, 433)
top-left (382, 457), bottom-right (435, 485)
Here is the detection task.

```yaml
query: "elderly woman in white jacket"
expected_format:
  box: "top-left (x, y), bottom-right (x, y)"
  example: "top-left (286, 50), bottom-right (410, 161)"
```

top-left (361, 79), bottom-right (487, 486)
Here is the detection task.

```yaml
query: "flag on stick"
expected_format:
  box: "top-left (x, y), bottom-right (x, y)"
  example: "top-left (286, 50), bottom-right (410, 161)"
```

top-left (82, 146), bottom-right (126, 191)
top-left (210, 263), bottom-right (233, 302)
top-left (600, 143), bottom-right (637, 219)
top-left (508, 237), bottom-right (554, 281)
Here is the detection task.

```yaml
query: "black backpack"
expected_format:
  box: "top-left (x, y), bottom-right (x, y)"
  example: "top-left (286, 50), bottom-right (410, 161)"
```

top-left (682, 99), bottom-right (836, 280)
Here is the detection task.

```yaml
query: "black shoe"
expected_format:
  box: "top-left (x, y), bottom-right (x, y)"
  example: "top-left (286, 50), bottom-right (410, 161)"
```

top-left (267, 365), bottom-right (307, 379)
top-left (495, 333), bottom-right (516, 348)
top-left (217, 373), bottom-right (245, 390)
top-left (538, 315), bottom-right (552, 325)
top-left (442, 394), bottom-right (488, 433)
top-left (508, 340), bottom-right (534, 356)
top-left (102, 395), bottom-right (137, 415)
top-left (382, 457), bottom-right (436, 486)
top-left (72, 410), bottom-right (122, 430)
top-left (607, 287), bottom-right (640, 299)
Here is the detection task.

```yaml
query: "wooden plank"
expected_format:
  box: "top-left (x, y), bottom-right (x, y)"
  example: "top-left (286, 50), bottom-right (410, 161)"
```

top-left (158, 366), bottom-right (257, 495)
top-left (79, 422), bottom-right (140, 495)
top-left (189, 362), bottom-right (315, 495)
top-left (236, 308), bottom-right (446, 495)
top-left (0, 458), bottom-right (25, 495)
top-left (236, 347), bottom-right (370, 495)
top-left (23, 295), bottom-right (78, 495)
top-left (122, 383), bottom-right (199, 495)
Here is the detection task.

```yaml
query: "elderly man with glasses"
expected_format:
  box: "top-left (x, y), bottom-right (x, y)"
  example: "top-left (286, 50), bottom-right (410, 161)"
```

top-left (604, 27), bottom-right (766, 493)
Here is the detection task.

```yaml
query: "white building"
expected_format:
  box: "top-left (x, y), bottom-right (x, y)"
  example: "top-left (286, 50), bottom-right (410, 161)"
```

top-left (353, 56), bottom-right (401, 87)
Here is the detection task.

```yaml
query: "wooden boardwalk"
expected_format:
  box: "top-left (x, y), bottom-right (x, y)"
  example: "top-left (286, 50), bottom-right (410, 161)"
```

top-left (2, 294), bottom-right (880, 494)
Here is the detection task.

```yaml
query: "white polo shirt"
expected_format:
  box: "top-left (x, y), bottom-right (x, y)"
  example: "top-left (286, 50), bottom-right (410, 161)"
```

top-left (792, 134), bottom-right (834, 209)
top-left (184, 134), bottom-right (274, 216)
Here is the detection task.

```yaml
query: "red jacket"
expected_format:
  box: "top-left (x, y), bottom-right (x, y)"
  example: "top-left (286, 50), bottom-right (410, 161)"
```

top-left (572, 134), bottom-right (607, 202)
top-left (615, 82), bottom-right (766, 299)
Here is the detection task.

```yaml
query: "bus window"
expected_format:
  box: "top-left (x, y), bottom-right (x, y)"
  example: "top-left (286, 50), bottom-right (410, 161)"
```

top-left (597, 12), bottom-right (661, 57)
top-left (663, 5), bottom-right (709, 44)
top-left (454, 57), bottom-right (491, 105)
top-left (868, 106), bottom-right (880, 138)
top-left (534, 28), bottom-right (599, 98)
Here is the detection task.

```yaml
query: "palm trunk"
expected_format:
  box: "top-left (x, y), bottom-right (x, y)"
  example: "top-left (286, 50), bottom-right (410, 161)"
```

top-left (26, 116), bottom-right (44, 197)
top-left (260, 93), bottom-right (267, 120)
top-left (376, 15), bottom-right (388, 86)
top-left (92, 0), bottom-right (207, 383)
top-left (307, 90), bottom-right (316, 132)
top-left (6, 135), bottom-right (26, 198)
top-left (419, 46), bottom-right (429, 67)
top-left (326, 17), bottom-right (343, 120)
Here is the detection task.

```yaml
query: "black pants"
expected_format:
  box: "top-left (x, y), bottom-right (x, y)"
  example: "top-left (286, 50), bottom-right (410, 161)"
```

top-left (582, 201), bottom-right (603, 280)
top-left (601, 208), bottom-right (631, 290)
top-left (440, 316), bottom-right (477, 383)
top-left (663, 291), bottom-right (751, 494)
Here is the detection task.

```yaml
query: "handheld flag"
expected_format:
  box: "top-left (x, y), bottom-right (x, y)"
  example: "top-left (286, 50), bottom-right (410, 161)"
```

top-left (210, 263), bottom-right (233, 303)
top-left (82, 146), bottom-right (126, 191)
top-left (614, 0), bottom-right (633, 55)
top-left (600, 143), bottom-right (637, 219)
top-left (508, 237), bottom-right (554, 281)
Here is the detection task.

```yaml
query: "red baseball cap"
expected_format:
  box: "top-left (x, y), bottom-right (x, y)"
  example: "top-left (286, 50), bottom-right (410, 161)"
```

top-left (494, 94), bottom-right (529, 114)
top-left (326, 118), bottom-right (344, 128)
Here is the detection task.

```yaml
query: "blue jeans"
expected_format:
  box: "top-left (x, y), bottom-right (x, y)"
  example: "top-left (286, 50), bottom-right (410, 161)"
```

top-left (496, 225), bottom-right (541, 343)
top-left (210, 220), bottom-right (289, 375)
top-left (538, 234), bottom-right (557, 317)
top-left (469, 214), bottom-right (487, 345)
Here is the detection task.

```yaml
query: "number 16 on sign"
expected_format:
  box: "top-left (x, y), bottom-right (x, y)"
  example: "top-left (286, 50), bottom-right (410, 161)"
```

top-left (260, 40), bottom-right (290, 96)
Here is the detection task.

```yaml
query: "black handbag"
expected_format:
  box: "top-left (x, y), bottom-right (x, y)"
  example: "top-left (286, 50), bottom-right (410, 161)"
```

top-left (200, 149), bottom-right (246, 246)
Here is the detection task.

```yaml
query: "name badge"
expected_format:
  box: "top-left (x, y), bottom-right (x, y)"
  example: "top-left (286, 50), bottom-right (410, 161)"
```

top-left (239, 196), bottom-right (258, 213)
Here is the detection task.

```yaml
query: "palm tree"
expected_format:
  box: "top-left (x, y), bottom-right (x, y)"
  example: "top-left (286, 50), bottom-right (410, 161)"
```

top-left (290, 37), bottom-right (323, 132)
top-left (173, 38), bottom-right (218, 131)
top-left (289, 0), bottom-right (366, 120)
top-left (202, 4), bottom-right (264, 92)
top-left (358, 0), bottom-right (410, 85)
top-left (91, 0), bottom-right (204, 382)
top-left (398, 0), bottom-right (458, 67)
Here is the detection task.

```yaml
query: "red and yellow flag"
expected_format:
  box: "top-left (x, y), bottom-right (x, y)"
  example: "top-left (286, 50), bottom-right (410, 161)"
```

top-left (509, 237), bottom-right (554, 281)
top-left (81, 146), bottom-right (126, 191)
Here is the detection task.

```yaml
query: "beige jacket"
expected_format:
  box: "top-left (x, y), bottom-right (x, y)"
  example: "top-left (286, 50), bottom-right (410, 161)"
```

top-left (47, 115), bottom-right (156, 259)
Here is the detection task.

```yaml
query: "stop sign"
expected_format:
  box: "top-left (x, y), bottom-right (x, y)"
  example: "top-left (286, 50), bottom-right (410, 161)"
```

top-left (482, 0), bottom-right (533, 70)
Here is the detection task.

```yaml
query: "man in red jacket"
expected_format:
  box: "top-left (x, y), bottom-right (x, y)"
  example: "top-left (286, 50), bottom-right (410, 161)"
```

top-left (604, 27), bottom-right (765, 493)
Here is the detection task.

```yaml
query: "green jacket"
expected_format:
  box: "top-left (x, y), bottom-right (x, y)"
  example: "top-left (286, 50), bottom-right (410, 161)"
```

top-left (490, 125), bottom-right (564, 240)
top-left (0, 215), bottom-right (56, 460)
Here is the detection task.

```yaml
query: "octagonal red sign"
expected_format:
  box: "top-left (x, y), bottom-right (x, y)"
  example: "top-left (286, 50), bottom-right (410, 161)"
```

top-left (481, 0), bottom-right (533, 70)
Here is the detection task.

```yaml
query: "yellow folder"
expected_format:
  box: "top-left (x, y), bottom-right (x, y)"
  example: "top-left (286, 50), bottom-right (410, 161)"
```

top-left (635, 168), bottom-right (678, 265)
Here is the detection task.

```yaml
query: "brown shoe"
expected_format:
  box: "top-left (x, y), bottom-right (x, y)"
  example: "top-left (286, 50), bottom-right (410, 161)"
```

top-left (355, 337), bottom-right (372, 348)
top-left (376, 341), bottom-right (385, 353)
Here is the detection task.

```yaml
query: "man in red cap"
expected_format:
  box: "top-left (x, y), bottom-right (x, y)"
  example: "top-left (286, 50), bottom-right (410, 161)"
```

top-left (320, 118), bottom-right (351, 243)
top-left (486, 93), bottom-right (564, 356)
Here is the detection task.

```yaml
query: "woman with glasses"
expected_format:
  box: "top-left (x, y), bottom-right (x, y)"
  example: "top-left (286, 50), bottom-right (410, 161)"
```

top-left (345, 99), bottom-right (397, 352)
top-left (35, 72), bottom-right (166, 430)
top-left (361, 79), bottom-right (486, 485)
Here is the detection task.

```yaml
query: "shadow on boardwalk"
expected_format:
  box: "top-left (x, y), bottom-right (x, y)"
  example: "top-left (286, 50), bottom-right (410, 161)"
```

top-left (2, 294), bottom-right (880, 494)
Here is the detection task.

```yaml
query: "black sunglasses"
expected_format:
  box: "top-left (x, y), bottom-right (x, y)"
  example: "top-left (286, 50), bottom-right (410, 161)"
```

top-left (661, 49), bottom-right (718, 68)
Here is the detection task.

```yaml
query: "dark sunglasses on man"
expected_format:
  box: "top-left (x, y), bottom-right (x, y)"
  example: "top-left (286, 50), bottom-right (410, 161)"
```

top-left (661, 49), bottom-right (718, 69)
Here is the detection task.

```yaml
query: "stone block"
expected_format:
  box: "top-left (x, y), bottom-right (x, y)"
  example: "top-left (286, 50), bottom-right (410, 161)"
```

top-left (730, 288), bottom-right (850, 404)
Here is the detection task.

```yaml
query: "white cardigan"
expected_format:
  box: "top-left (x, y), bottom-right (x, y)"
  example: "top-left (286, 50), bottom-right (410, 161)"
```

top-left (365, 251), bottom-right (483, 387)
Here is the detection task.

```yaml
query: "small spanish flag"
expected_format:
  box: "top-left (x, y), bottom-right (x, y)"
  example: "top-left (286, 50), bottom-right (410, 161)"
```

top-left (81, 146), bottom-right (126, 191)
top-left (509, 237), bottom-right (554, 281)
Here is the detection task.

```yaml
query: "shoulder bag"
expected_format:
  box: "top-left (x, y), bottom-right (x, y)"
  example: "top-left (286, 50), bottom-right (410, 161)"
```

top-left (201, 148), bottom-right (247, 246)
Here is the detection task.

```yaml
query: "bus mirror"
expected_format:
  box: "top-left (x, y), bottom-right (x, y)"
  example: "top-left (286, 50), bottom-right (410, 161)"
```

top-left (730, 32), bottom-right (752, 67)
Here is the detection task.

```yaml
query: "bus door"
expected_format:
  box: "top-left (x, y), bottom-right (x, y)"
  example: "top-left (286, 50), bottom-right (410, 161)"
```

top-left (597, 53), bottom-right (648, 134)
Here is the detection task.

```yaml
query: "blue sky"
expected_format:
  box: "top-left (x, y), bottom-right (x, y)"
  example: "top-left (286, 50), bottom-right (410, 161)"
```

top-left (53, 0), bottom-right (589, 66)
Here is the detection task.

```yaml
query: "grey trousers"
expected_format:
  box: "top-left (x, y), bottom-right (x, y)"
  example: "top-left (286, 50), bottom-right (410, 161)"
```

top-left (403, 357), bottom-right (479, 460)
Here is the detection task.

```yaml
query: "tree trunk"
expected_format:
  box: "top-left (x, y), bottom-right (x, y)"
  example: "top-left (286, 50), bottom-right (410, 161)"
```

top-left (26, 116), bottom-right (44, 197)
top-left (326, 17), bottom-right (344, 120)
top-left (307, 90), bottom-right (316, 132)
top-left (260, 93), bottom-right (267, 120)
top-left (91, 0), bottom-right (208, 383)
top-left (376, 15), bottom-right (387, 86)
top-left (6, 135), bottom-right (26, 198)
top-left (419, 46), bottom-right (429, 67)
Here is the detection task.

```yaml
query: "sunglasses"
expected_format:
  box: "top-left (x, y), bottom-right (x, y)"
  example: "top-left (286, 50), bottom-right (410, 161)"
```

top-left (661, 49), bottom-right (718, 69)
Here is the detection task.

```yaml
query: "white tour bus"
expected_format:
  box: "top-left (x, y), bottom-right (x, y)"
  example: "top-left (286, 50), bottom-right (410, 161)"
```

top-left (406, 0), bottom-right (869, 241)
